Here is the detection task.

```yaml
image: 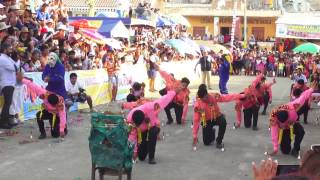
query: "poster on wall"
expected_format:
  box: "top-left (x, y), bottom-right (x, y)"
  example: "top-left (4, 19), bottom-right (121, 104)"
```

top-left (276, 23), bottom-right (320, 39)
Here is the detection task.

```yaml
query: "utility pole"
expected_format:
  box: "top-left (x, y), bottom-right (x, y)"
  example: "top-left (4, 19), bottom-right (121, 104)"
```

top-left (243, 0), bottom-right (247, 48)
top-left (87, 0), bottom-right (95, 17)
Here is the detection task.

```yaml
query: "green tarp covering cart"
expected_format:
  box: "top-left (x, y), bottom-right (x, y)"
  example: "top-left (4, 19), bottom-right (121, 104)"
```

top-left (89, 112), bottom-right (134, 180)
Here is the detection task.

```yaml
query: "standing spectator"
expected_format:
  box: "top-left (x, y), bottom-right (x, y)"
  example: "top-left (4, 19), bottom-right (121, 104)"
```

top-left (218, 55), bottom-right (230, 94)
top-left (194, 50), bottom-right (213, 89)
top-left (22, 9), bottom-right (38, 30)
top-left (146, 49), bottom-right (158, 92)
top-left (277, 60), bottom-right (285, 77)
top-left (292, 68), bottom-right (307, 83)
top-left (0, 43), bottom-right (20, 129)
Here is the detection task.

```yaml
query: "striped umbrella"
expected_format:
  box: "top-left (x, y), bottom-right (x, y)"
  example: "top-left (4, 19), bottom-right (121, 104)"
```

top-left (79, 29), bottom-right (106, 44)
top-left (69, 19), bottom-right (97, 29)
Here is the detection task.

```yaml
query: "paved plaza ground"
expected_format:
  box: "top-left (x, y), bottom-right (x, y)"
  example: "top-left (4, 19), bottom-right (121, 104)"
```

top-left (1, 76), bottom-right (320, 180)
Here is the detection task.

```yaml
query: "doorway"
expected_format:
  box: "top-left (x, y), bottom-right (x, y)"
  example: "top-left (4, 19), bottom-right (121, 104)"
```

top-left (220, 27), bottom-right (230, 35)
top-left (193, 26), bottom-right (206, 38)
top-left (251, 27), bottom-right (265, 41)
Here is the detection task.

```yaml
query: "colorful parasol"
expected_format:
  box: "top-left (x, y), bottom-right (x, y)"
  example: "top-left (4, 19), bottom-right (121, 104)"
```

top-left (79, 29), bottom-right (106, 44)
top-left (293, 43), bottom-right (320, 54)
top-left (69, 19), bottom-right (98, 29)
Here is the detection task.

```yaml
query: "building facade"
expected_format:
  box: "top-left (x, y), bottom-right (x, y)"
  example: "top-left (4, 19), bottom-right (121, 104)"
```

top-left (164, 0), bottom-right (320, 41)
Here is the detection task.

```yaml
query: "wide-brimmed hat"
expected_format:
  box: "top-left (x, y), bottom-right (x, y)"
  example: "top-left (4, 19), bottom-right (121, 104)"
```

top-left (57, 24), bottom-right (68, 31)
top-left (9, 5), bottom-right (19, 11)
top-left (0, 14), bottom-right (7, 21)
top-left (21, 26), bottom-right (29, 33)
top-left (46, 19), bottom-right (54, 24)
top-left (0, 22), bottom-right (10, 31)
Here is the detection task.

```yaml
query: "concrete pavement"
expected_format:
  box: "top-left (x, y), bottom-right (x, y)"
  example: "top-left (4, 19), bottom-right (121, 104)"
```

top-left (0, 76), bottom-right (319, 180)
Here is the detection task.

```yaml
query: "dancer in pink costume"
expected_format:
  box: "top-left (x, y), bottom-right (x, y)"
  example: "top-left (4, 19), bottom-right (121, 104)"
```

top-left (193, 84), bottom-right (245, 149)
top-left (235, 74), bottom-right (274, 130)
top-left (157, 67), bottom-right (190, 125)
top-left (127, 87), bottom-right (181, 164)
top-left (268, 86), bottom-right (315, 157)
top-left (22, 78), bottom-right (66, 139)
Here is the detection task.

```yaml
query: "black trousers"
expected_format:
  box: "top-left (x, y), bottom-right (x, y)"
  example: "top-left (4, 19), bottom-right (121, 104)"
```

top-left (164, 102), bottom-right (183, 124)
top-left (262, 92), bottom-right (270, 113)
top-left (138, 126), bottom-right (160, 161)
top-left (36, 109), bottom-right (61, 138)
top-left (297, 102), bottom-right (309, 123)
top-left (0, 86), bottom-right (14, 125)
top-left (243, 105), bottom-right (260, 128)
top-left (202, 115), bottom-right (227, 145)
top-left (280, 123), bottom-right (305, 154)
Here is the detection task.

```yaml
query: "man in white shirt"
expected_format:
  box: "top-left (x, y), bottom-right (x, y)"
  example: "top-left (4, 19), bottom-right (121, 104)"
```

top-left (0, 43), bottom-right (20, 129)
top-left (66, 73), bottom-right (94, 112)
top-left (292, 68), bottom-right (307, 83)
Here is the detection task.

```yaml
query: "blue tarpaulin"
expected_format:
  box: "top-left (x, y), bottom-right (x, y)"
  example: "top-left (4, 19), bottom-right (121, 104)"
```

top-left (156, 16), bottom-right (173, 27)
top-left (69, 17), bottom-right (130, 38)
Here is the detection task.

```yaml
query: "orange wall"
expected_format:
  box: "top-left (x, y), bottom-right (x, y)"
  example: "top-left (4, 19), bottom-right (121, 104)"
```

top-left (186, 16), bottom-right (276, 40)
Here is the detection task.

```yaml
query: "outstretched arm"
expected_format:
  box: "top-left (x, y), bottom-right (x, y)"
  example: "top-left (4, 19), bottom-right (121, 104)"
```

top-left (270, 124), bottom-right (279, 152)
top-left (289, 88), bottom-right (313, 106)
top-left (152, 90), bottom-right (176, 109)
top-left (22, 78), bottom-right (47, 102)
top-left (235, 101), bottom-right (242, 127)
top-left (215, 93), bottom-right (245, 103)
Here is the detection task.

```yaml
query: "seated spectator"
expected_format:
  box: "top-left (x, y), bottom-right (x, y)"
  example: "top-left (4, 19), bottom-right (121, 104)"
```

top-left (36, 3), bottom-right (50, 21)
top-left (127, 82), bottom-right (145, 102)
top-left (26, 49), bottom-right (41, 72)
top-left (39, 44), bottom-right (49, 70)
top-left (68, 50), bottom-right (82, 70)
top-left (66, 73), bottom-right (94, 112)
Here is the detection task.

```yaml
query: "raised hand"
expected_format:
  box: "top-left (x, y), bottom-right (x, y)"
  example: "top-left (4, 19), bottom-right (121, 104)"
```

top-left (252, 158), bottom-right (278, 180)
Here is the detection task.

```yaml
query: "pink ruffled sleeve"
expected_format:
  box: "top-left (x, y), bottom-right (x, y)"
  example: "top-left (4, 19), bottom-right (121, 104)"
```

top-left (22, 78), bottom-right (47, 102)
top-left (159, 70), bottom-right (175, 89)
top-left (289, 88), bottom-right (313, 106)
top-left (265, 82), bottom-right (274, 101)
top-left (217, 93), bottom-right (244, 102)
top-left (153, 91), bottom-right (176, 109)
top-left (122, 102), bottom-right (139, 110)
top-left (182, 103), bottom-right (188, 123)
top-left (235, 101), bottom-right (242, 126)
top-left (270, 124), bottom-right (279, 152)
top-left (192, 100), bottom-right (201, 139)
top-left (58, 106), bottom-right (66, 133)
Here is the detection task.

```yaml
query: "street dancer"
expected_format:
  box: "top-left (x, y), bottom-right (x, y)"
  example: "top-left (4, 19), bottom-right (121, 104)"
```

top-left (157, 67), bottom-right (190, 125)
top-left (192, 84), bottom-right (245, 149)
top-left (268, 85), bottom-right (315, 157)
top-left (127, 87), bottom-right (181, 164)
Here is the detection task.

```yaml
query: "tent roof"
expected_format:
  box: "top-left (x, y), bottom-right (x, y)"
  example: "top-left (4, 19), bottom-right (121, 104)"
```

top-left (276, 15), bottom-right (320, 26)
top-left (99, 20), bottom-right (129, 38)
top-left (69, 17), bottom-right (131, 25)
top-left (100, 21), bottom-right (119, 32)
